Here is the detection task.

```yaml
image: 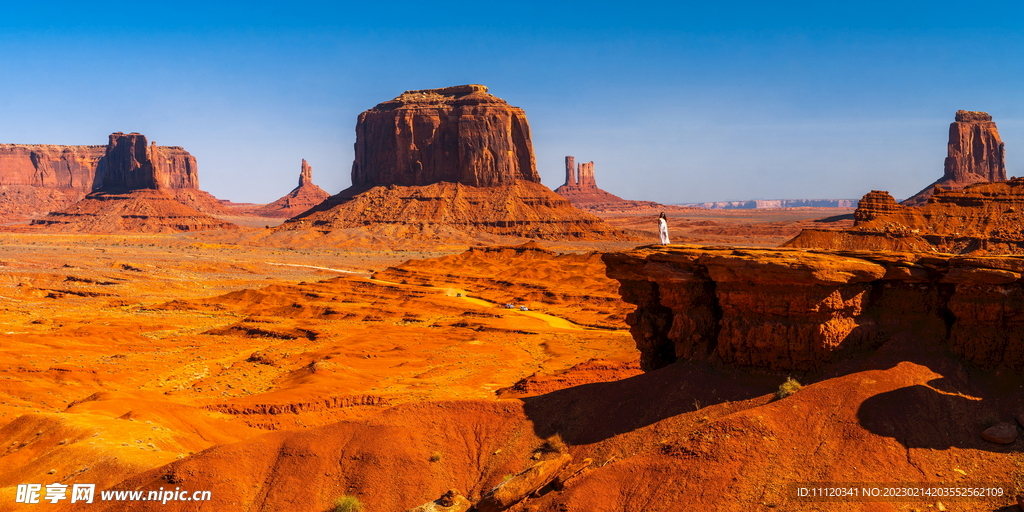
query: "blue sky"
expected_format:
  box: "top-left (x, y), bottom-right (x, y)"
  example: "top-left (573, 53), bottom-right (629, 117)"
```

top-left (1, 1), bottom-right (1022, 203)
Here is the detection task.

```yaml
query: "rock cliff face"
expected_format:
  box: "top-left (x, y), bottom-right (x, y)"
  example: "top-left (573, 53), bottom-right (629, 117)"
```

top-left (903, 110), bottom-right (1006, 205)
top-left (25, 132), bottom-right (232, 233)
top-left (604, 245), bottom-right (1024, 371)
top-left (97, 132), bottom-right (199, 192)
top-left (350, 84), bottom-right (538, 188)
top-left (786, 179), bottom-right (1024, 255)
top-left (553, 156), bottom-right (668, 212)
top-left (0, 133), bottom-right (214, 222)
top-left (249, 159), bottom-right (330, 218)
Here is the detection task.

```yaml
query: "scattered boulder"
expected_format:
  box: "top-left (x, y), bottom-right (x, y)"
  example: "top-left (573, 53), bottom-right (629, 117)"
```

top-left (475, 453), bottom-right (572, 512)
top-left (981, 422), bottom-right (1017, 444)
top-left (401, 489), bottom-right (471, 512)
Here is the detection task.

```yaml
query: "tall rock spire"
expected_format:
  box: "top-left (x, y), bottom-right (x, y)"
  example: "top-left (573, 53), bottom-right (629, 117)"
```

top-left (903, 110), bottom-right (1006, 205)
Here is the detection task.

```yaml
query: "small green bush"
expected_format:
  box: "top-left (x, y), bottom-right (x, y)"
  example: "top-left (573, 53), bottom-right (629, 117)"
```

top-left (333, 496), bottom-right (363, 512)
top-left (777, 377), bottom-right (803, 399)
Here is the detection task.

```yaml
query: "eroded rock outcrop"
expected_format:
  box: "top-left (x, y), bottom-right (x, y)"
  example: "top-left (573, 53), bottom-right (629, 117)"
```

top-left (351, 84), bottom-right (538, 187)
top-left (786, 179), bottom-right (1024, 255)
top-left (903, 110), bottom-right (1006, 205)
top-left (553, 156), bottom-right (674, 213)
top-left (248, 159), bottom-right (330, 218)
top-left (28, 133), bottom-right (234, 233)
top-left (604, 245), bottom-right (1024, 371)
top-left (0, 133), bottom-right (224, 222)
top-left (274, 86), bottom-right (636, 242)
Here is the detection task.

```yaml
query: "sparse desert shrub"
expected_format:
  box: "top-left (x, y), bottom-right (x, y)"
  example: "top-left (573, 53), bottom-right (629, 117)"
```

top-left (541, 433), bottom-right (568, 454)
top-left (777, 377), bottom-right (803, 399)
top-left (333, 496), bottom-right (363, 512)
top-left (429, 451), bottom-right (442, 462)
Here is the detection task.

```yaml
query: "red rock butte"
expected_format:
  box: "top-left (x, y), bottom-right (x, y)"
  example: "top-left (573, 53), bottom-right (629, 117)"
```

top-left (26, 132), bottom-right (235, 233)
top-left (903, 110), bottom-right (1006, 205)
top-left (0, 132), bottom-right (227, 222)
top-left (351, 84), bottom-right (538, 188)
top-left (275, 85), bottom-right (637, 242)
top-left (248, 159), bottom-right (330, 218)
top-left (554, 156), bottom-right (677, 213)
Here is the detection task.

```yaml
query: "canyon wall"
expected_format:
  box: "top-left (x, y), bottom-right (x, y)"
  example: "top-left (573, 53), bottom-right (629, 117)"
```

top-left (350, 84), bottom-right (539, 188)
top-left (903, 110), bottom-right (1006, 205)
top-left (604, 245), bottom-right (1024, 371)
top-left (787, 178), bottom-right (1024, 255)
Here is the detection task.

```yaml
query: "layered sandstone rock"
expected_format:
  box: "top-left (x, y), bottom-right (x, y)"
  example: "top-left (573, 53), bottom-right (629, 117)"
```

top-left (553, 156), bottom-right (671, 212)
top-left (97, 132), bottom-right (199, 192)
top-left (351, 84), bottom-right (538, 187)
top-left (0, 144), bottom-right (106, 221)
top-left (28, 133), bottom-right (234, 233)
top-left (0, 133), bottom-right (223, 222)
top-left (604, 245), bottom-right (1024, 371)
top-left (903, 110), bottom-right (1006, 205)
top-left (275, 85), bottom-right (635, 242)
top-left (786, 179), bottom-right (1024, 255)
top-left (248, 159), bottom-right (330, 218)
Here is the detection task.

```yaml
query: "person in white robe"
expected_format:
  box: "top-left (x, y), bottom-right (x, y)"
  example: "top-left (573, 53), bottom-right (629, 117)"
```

top-left (658, 212), bottom-right (670, 244)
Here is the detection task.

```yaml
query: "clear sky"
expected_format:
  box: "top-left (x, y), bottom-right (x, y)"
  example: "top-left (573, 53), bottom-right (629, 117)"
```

top-left (1, 1), bottom-right (1022, 204)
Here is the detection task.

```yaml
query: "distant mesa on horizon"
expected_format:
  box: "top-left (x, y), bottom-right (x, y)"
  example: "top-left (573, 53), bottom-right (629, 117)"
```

top-left (271, 85), bottom-right (638, 243)
top-left (554, 156), bottom-right (684, 213)
top-left (682, 199), bottom-right (858, 209)
top-left (902, 109), bottom-right (1005, 205)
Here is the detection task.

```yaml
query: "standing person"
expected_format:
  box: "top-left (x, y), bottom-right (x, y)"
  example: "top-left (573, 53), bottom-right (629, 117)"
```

top-left (658, 212), bottom-right (670, 244)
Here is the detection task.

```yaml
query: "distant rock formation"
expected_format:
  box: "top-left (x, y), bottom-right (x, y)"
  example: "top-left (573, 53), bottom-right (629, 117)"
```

top-left (249, 159), bottom-right (330, 218)
top-left (683, 199), bottom-right (858, 209)
top-left (554, 156), bottom-right (673, 213)
top-left (276, 86), bottom-right (636, 243)
top-left (0, 133), bottom-right (224, 222)
top-left (351, 84), bottom-right (538, 188)
top-left (785, 179), bottom-right (1024, 255)
top-left (98, 132), bottom-right (199, 192)
top-left (28, 132), bottom-right (235, 233)
top-left (903, 110), bottom-right (1006, 205)
top-left (605, 245), bottom-right (1024, 371)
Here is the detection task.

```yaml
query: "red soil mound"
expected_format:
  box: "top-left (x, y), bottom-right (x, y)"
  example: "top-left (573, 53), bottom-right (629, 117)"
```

top-left (269, 180), bottom-right (640, 243)
top-left (28, 189), bottom-right (237, 234)
top-left (376, 242), bottom-right (632, 328)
